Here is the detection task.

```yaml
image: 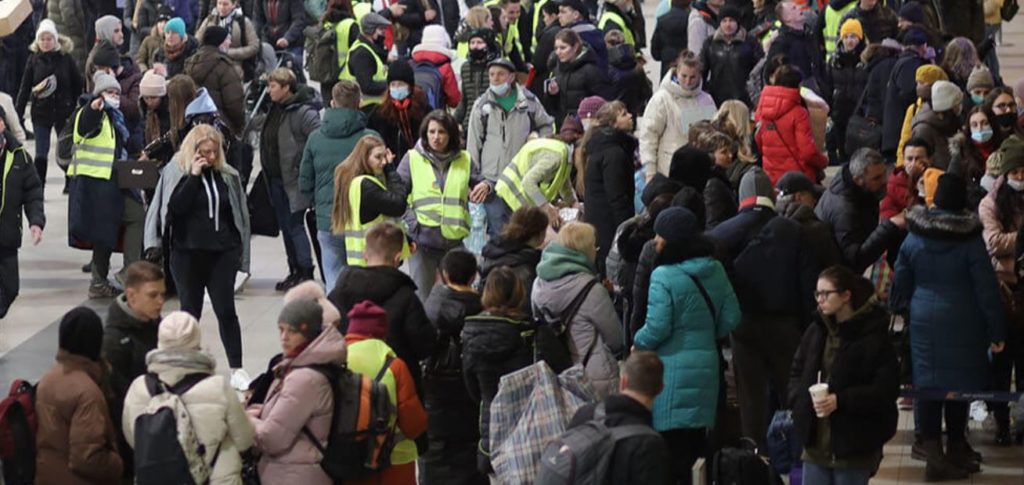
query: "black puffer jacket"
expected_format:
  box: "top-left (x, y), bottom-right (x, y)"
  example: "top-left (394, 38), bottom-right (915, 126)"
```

top-left (16, 36), bottom-right (83, 125)
top-left (788, 302), bottom-right (899, 460)
top-left (766, 24), bottom-right (824, 92)
top-left (859, 43), bottom-right (900, 122)
top-left (824, 43), bottom-right (867, 126)
top-left (549, 45), bottom-right (615, 124)
top-left (566, 394), bottom-right (671, 485)
top-left (839, 4), bottom-right (899, 44)
top-left (584, 126), bottom-right (639, 270)
top-left (479, 236), bottom-right (541, 310)
top-left (700, 27), bottom-right (760, 107)
top-left (777, 197), bottom-right (843, 269)
top-left (650, 5), bottom-right (690, 79)
top-left (0, 136), bottom-right (44, 250)
top-left (881, 50), bottom-right (926, 154)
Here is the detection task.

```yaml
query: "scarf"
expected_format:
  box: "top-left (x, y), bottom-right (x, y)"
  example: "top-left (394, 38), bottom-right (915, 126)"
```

top-left (163, 38), bottom-right (187, 60)
top-left (216, 7), bottom-right (242, 30)
top-left (392, 98), bottom-right (414, 147)
top-left (108, 107), bottom-right (130, 160)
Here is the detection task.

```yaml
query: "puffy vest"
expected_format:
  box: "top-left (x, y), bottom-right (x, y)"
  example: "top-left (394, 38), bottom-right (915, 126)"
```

top-left (332, 18), bottom-right (357, 73)
top-left (495, 138), bottom-right (571, 211)
top-left (823, 3), bottom-right (857, 59)
top-left (598, 10), bottom-right (635, 47)
top-left (0, 146), bottom-right (29, 214)
top-left (346, 339), bottom-right (418, 466)
top-left (339, 40), bottom-right (387, 107)
top-left (68, 108), bottom-right (116, 180)
top-left (344, 174), bottom-right (410, 266)
top-left (407, 150), bottom-right (472, 241)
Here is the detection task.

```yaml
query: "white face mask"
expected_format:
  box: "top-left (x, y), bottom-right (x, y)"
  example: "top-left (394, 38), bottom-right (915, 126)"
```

top-left (104, 94), bottom-right (121, 110)
top-left (1008, 179), bottom-right (1024, 192)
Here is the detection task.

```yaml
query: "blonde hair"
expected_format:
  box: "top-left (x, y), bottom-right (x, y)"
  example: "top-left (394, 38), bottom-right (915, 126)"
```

top-left (466, 6), bottom-right (492, 29)
top-left (177, 124), bottom-right (226, 173)
top-left (331, 135), bottom-right (387, 234)
top-left (556, 221), bottom-right (597, 254)
top-left (712, 100), bottom-right (755, 162)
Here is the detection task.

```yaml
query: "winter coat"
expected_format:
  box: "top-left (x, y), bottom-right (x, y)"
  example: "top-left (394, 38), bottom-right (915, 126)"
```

top-left (860, 44), bottom-right (900, 122)
top-left (882, 51), bottom-right (927, 154)
top-left (367, 99), bottom-right (427, 163)
top-left (0, 137), bottom-right (44, 250)
top-left (700, 27), bottom-right (760, 107)
top-left (123, 349), bottom-right (255, 485)
top-left (978, 182), bottom-right (1023, 284)
top-left (185, 46), bottom-right (247, 137)
top-left (687, 1), bottom-right (718, 60)
top-left (479, 236), bottom-right (541, 312)
top-left (640, 72), bottom-right (718, 177)
top-left (457, 49), bottom-right (499, 128)
top-left (788, 303), bottom-right (899, 460)
top-left (328, 265), bottom-right (436, 386)
top-left (909, 108), bottom-right (959, 170)
top-left (531, 22), bottom-right (560, 103)
top-left (45, 0), bottom-right (92, 72)
top-left (298, 107), bottom-right (377, 230)
top-left (250, 329), bottom-right (347, 485)
top-left (879, 167), bottom-right (914, 220)
top-left (778, 196), bottom-right (843, 269)
top-left (136, 29), bottom-right (163, 71)
top-left (532, 243), bottom-right (624, 398)
top-left (347, 35), bottom-right (389, 101)
top-left (755, 85), bottom-right (828, 185)
top-left (411, 48), bottom-right (462, 109)
top-left (153, 36), bottom-right (200, 78)
top-left (101, 295), bottom-right (158, 433)
top-left (607, 44), bottom-right (652, 119)
top-left (766, 24), bottom-right (824, 93)
top-left (891, 206), bottom-right (1007, 390)
top-left (948, 132), bottom-right (993, 211)
top-left (133, 0), bottom-right (164, 38)
top-left (839, 5), bottom-right (898, 43)
top-left (69, 103), bottom-right (129, 250)
top-left (422, 284), bottom-right (483, 442)
top-left (815, 164), bottom-right (903, 273)
top-left (702, 174), bottom-right (739, 229)
top-left (824, 44), bottom-right (867, 127)
top-left (195, 10), bottom-right (261, 68)
top-left (466, 85), bottom-right (553, 182)
top-left (253, 0), bottom-right (306, 45)
top-left (566, 394), bottom-right (672, 485)
top-left (260, 85), bottom-right (322, 212)
top-left (15, 36), bottom-right (83, 125)
top-left (565, 20), bottom-right (611, 74)
top-left (651, 5), bottom-right (690, 79)
top-left (584, 126), bottom-right (640, 267)
top-left (35, 351), bottom-right (123, 485)
top-left (936, 0), bottom-right (986, 45)
top-left (548, 46), bottom-right (616, 125)
top-left (634, 256), bottom-right (740, 430)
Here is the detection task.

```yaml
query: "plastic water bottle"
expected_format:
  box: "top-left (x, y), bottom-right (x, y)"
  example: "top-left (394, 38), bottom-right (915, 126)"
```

top-left (466, 202), bottom-right (487, 255)
top-left (970, 400), bottom-right (989, 423)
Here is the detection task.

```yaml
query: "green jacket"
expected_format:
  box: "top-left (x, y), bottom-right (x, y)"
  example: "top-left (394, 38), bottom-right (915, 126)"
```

top-left (298, 107), bottom-right (377, 231)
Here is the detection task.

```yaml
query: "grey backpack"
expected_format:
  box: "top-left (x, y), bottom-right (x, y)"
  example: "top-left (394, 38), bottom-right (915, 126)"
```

top-left (535, 403), bottom-right (659, 485)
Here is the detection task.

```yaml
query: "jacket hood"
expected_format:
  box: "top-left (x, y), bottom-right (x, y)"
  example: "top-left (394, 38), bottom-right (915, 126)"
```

top-left (755, 85), bottom-right (803, 122)
top-left (30, 35), bottom-right (74, 53)
top-left (532, 271), bottom-right (596, 321)
top-left (861, 42), bottom-right (900, 66)
top-left (480, 237), bottom-right (542, 275)
top-left (906, 205), bottom-right (983, 240)
top-left (284, 84), bottom-right (322, 111)
top-left (816, 300), bottom-right (888, 340)
top-left (712, 25), bottom-right (747, 42)
top-left (336, 265), bottom-right (419, 301)
top-left (146, 348), bottom-right (216, 375)
top-left (560, 45), bottom-right (600, 72)
top-left (321, 107), bottom-right (369, 138)
top-left (411, 47), bottom-right (454, 63)
top-left (536, 242), bottom-right (597, 280)
top-left (425, 285), bottom-right (483, 337)
top-left (912, 109), bottom-right (960, 137)
top-left (778, 197), bottom-right (817, 222)
top-left (659, 71), bottom-right (706, 98)
top-left (461, 313), bottom-right (532, 363)
top-left (277, 327), bottom-right (347, 370)
top-left (55, 350), bottom-right (106, 385)
top-left (669, 256), bottom-right (723, 280)
top-left (585, 125), bottom-right (638, 155)
top-left (185, 88), bottom-right (218, 117)
top-left (109, 293), bottom-right (158, 329)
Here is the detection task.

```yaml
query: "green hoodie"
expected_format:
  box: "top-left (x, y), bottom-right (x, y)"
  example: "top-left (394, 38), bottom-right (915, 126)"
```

top-left (536, 242), bottom-right (596, 281)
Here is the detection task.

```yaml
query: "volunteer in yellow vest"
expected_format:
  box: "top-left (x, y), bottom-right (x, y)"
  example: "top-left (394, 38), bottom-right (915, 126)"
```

top-left (343, 300), bottom-right (427, 485)
top-left (316, 0), bottom-right (361, 101)
top-left (340, 13), bottom-right (391, 111)
top-left (72, 71), bottom-right (146, 299)
top-left (0, 113), bottom-right (45, 320)
top-left (495, 120), bottom-right (582, 225)
top-left (495, 0), bottom-right (528, 72)
top-left (398, 110), bottom-right (491, 300)
top-left (818, 0), bottom-right (857, 60)
top-left (332, 135), bottom-right (409, 271)
top-left (598, 0), bottom-right (637, 47)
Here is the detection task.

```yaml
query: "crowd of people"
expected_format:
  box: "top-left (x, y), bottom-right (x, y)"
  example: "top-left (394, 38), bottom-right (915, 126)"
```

top-left (1, 0), bottom-right (1024, 482)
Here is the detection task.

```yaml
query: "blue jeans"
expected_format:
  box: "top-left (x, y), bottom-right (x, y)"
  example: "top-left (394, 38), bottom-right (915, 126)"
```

top-left (317, 230), bottom-right (346, 293)
top-left (267, 177), bottom-right (314, 272)
top-left (32, 116), bottom-right (64, 184)
top-left (802, 461), bottom-right (872, 485)
top-left (482, 190), bottom-right (510, 238)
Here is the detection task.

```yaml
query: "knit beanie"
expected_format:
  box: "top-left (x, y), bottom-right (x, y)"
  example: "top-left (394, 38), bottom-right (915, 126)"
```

top-left (738, 167), bottom-right (775, 206)
top-left (92, 71), bottom-right (121, 95)
top-left (776, 170), bottom-right (817, 196)
top-left (92, 41), bottom-right (121, 69)
top-left (157, 5), bottom-right (175, 22)
top-left (94, 15), bottom-right (121, 43)
top-left (930, 80), bottom-right (963, 112)
top-left (999, 135), bottom-right (1024, 176)
top-left (279, 299), bottom-right (324, 340)
top-left (139, 70), bottom-right (167, 97)
top-left (202, 25), bottom-right (229, 47)
top-left (559, 114), bottom-right (584, 141)
top-left (898, 2), bottom-right (924, 23)
top-left (966, 66), bottom-right (995, 92)
top-left (719, 5), bottom-right (742, 21)
top-left (839, 18), bottom-right (863, 40)
top-left (284, 281), bottom-right (342, 327)
top-left (59, 307), bottom-right (104, 361)
top-left (36, 18), bottom-right (58, 43)
top-left (668, 145), bottom-right (712, 189)
top-left (346, 300), bottom-right (389, 340)
top-left (165, 17), bottom-right (187, 38)
top-left (654, 207), bottom-right (699, 245)
top-left (903, 27), bottom-right (928, 46)
top-left (921, 167), bottom-right (945, 206)
top-left (387, 60), bottom-right (415, 87)
top-left (577, 96), bottom-right (606, 121)
top-left (157, 312), bottom-right (202, 350)
top-left (933, 173), bottom-right (967, 212)
top-left (421, 24), bottom-right (452, 50)
top-left (915, 64), bottom-right (947, 84)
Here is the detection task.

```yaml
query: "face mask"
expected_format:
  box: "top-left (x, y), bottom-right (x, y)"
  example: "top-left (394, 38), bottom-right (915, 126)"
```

top-left (104, 95), bottom-right (120, 110)
top-left (1008, 179), bottom-right (1024, 192)
top-left (996, 112), bottom-right (1017, 129)
top-left (972, 94), bottom-right (985, 105)
top-left (490, 82), bottom-right (511, 96)
top-left (971, 127), bottom-right (994, 143)
top-left (389, 85), bottom-right (409, 101)
top-left (469, 48), bottom-right (488, 60)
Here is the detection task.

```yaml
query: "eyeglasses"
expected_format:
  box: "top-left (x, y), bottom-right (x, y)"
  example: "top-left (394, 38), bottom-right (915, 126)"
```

top-left (814, 290), bottom-right (841, 300)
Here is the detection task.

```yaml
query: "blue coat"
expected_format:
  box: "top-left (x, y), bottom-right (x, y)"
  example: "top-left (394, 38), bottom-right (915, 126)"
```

top-left (634, 256), bottom-right (740, 430)
top-left (891, 206), bottom-right (1007, 391)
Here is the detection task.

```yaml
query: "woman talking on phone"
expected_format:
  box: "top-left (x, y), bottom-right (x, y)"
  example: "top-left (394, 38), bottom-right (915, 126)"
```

top-left (146, 123), bottom-right (252, 389)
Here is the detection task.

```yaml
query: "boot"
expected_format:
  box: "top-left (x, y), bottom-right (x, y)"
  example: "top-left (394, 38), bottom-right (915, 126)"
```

top-left (911, 435), bottom-right (928, 461)
top-left (274, 270), bottom-right (298, 292)
top-left (946, 440), bottom-right (981, 473)
top-left (923, 440), bottom-right (969, 482)
top-left (277, 267), bottom-right (313, 292)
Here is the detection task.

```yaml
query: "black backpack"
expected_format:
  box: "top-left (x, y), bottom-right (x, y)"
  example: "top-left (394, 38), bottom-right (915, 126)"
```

top-left (711, 438), bottom-right (784, 485)
top-left (412, 60), bottom-right (446, 110)
top-left (731, 216), bottom-right (802, 315)
top-left (533, 278), bottom-right (600, 373)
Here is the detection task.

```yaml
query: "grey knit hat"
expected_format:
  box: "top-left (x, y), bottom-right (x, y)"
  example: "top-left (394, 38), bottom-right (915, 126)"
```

top-left (278, 299), bottom-right (324, 341)
top-left (92, 71), bottom-right (121, 95)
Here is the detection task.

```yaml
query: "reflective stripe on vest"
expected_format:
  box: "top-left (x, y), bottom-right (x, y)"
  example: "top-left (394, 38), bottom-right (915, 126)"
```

top-left (598, 11), bottom-right (635, 47)
top-left (68, 109), bottom-right (116, 180)
top-left (531, 0), bottom-right (551, 55)
top-left (353, 1), bottom-right (371, 21)
top-left (495, 138), bottom-right (571, 212)
top-left (407, 150), bottom-right (472, 240)
top-left (823, 3), bottom-right (857, 58)
top-left (0, 147), bottom-right (28, 215)
top-left (333, 18), bottom-right (357, 76)
top-left (346, 339), bottom-right (418, 465)
top-left (344, 174), bottom-right (410, 266)
top-left (339, 40), bottom-right (388, 107)
top-left (500, 20), bottom-right (523, 58)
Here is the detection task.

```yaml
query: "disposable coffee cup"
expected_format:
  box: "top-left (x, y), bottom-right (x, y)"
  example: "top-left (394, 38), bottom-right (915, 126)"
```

top-left (809, 383), bottom-right (829, 417)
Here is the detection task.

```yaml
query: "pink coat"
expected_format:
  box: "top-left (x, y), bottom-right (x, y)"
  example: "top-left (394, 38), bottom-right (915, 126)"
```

top-left (978, 179), bottom-right (1021, 285)
top-left (251, 329), bottom-right (347, 485)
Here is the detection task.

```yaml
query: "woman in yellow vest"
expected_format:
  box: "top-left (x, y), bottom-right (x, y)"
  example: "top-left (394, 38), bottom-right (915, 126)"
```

top-left (331, 135), bottom-right (409, 270)
top-left (494, 121), bottom-right (582, 226)
top-left (398, 110), bottom-right (491, 300)
top-left (315, 0), bottom-right (360, 101)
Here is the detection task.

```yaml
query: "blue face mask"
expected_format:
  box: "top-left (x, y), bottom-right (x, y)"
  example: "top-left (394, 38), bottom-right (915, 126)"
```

top-left (971, 127), bottom-right (994, 143)
top-left (972, 94), bottom-right (985, 105)
top-left (389, 85), bottom-right (410, 101)
top-left (489, 82), bottom-right (511, 96)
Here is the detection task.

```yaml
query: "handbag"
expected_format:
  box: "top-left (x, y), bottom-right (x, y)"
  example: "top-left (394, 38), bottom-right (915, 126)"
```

top-left (845, 88), bottom-right (882, 155)
top-left (248, 171), bottom-right (280, 237)
top-left (1002, 0), bottom-right (1019, 22)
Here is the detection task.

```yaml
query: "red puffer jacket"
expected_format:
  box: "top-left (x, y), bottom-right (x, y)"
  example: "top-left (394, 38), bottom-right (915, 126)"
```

top-left (410, 49), bottom-right (462, 109)
top-left (754, 85), bottom-right (828, 185)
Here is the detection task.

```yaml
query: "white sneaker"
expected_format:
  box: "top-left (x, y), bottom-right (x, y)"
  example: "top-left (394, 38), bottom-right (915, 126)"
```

top-left (231, 368), bottom-right (252, 391)
top-left (234, 271), bottom-right (251, 294)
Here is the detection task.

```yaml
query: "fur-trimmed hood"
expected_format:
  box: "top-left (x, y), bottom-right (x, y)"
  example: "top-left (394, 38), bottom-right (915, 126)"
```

top-left (861, 42), bottom-right (900, 65)
top-left (30, 35), bottom-right (73, 53)
top-left (906, 205), bottom-right (983, 240)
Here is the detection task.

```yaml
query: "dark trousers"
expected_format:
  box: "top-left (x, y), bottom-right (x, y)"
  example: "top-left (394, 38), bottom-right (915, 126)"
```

top-left (662, 427), bottom-right (707, 485)
top-left (990, 327), bottom-right (1024, 431)
top-left (918, 399), bottom-right (968, 442)
top-left (91, 195), bottom-right (146, 285)
top-left (32, 115), bottom-right (66, 185)
top-left (417, 439), bottom-right (488, 485)
top-left (266, 176), bottom-right (314, 273)
top-left (0, 249), bottom-right (18, 319)
top-left (169, 247), bottom-right (243, 368)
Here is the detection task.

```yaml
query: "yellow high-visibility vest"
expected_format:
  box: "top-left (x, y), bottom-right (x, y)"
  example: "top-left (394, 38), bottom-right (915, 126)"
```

top-left (598, 10), bottom-right (635, 47)
top-left (331, 18), bottom-right (357, 77)
top-left (495, 138), bottom-right (571, 211)
top-left (339, 40), bottom-right (387, 107)
top-left (344, 174), bottom-right (410, 266)
top-left (407, 150), bottom-right (472, 241)
top-left (823, 3), bottom-right (857, 59)
top-left (346, 339), bottom-right (418, 466)
top-left (68, 108), bottom-right (116, 180)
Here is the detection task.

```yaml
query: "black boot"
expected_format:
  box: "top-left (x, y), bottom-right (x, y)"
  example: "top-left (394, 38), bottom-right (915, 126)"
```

top-left (946, 440), bottom-right (981, 473)
top-left (923, 440), bottom-right (969, 482)
top-left (275, 270), bottom-right (298, 292)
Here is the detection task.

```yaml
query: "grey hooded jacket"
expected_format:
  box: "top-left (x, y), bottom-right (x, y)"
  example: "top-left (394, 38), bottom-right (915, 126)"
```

top-left (466, 85), bottom-right (554, 182)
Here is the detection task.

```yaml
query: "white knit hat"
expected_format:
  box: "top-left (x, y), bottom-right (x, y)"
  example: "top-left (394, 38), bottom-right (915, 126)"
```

top-left (421, 24), bottom-right (451, 50)
top-left (931, 80), bottom-right (964, 113)
top-left (158, 311), bottom-right (202, 350)
top-left (36, 19), bottom-right (58, 43)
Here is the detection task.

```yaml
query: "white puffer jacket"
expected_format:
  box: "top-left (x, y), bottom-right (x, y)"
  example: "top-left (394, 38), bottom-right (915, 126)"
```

top-left (639, 72), bottom-right (718, 178)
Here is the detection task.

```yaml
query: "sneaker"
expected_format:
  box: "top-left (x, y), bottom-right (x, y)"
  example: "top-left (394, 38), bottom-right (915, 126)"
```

top-left (88, 283), bottom-right (122, 299)
top-left (234, 272), bottom-right (251, 295)
top-left (230, 368), bottom-right (251, 391)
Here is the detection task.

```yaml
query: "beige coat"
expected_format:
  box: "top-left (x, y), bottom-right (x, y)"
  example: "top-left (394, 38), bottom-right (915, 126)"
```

top-left (639, 72), bottom-right (718, 177)
top-left (978, 179), bottom-right (1021, 285)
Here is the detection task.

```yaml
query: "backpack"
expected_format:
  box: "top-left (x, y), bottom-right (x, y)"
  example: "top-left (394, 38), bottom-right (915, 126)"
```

top-left (533, 278), bottom-right (600, 373)
top-left (306, 19), bottom-right (356, 84)
top-left (765, 410), bottom-right (801, 475)
top-left (0, 380), bottom-right (37, 485)
top-left (412, 60), bottom-right (446, 110)
top-left (133, 373), bottom-right (220, 485)
top-left (301, 359), bottom-right (397, 481)
top-left (711, 438), bottom-right (784, 485)
top-left (535, 402), bottom-right (660, 485)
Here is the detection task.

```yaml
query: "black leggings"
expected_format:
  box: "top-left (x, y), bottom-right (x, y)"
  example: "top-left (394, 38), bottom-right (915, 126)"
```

top-left (170, 247), bottom-right (243, 368)
top-left (918, 399), bottom-right (968, 442)
top-left (990, 328), bottom-right (1024, 431)
top-left (661, 427), bottom-right (707, 485)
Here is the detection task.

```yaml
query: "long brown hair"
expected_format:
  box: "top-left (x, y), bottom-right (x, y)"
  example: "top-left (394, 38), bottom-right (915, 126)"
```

top-left (331, 135), bottom-right (387, 234)
top-left (574, 100), bottom-right (627, 196)
top-left (167, 75), bottom-right (197, 148)
top-left (481, 266), bottom-right (526, 318)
